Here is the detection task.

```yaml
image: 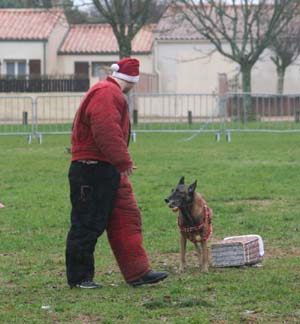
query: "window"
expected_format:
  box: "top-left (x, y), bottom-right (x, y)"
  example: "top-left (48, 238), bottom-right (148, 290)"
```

top-left (5, 60), bottom-right (26, 78)
top-left (6, 62), bottom-right (15, 76)
top-left (18, 61), bottom-right (26, 76)
top-left (74, 62), bottom-right (89, 77)
top-left (92, 62), bottom-right (101, 77)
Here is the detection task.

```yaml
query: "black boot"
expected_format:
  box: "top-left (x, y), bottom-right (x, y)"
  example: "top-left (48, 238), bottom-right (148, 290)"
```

top-left (129, 271), bottom-right (168, 287)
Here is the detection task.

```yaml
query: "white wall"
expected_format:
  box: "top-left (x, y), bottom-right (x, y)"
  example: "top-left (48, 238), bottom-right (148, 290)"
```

top-left (253, 49), bottom-right (300, 94)
top-left (156, 41), bottom-right (238, 93)
top-left (156, 40), bottom-right (300, 94)
top-left (0, 41), bottom-right (44, 74)
top-left (47, 17), bottom-right (69, 74)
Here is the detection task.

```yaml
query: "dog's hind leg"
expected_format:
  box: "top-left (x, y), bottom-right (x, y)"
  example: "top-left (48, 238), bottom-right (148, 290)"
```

top-left (179, 235), bottom-right (187, 273)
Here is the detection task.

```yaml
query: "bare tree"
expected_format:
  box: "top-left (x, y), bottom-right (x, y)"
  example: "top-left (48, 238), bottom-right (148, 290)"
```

top-left (174, 0), bottom-right (300, 95)
top-left (92, 0), bottom-right (169, 58)
top-left (269, 19), bottom-right (300, 94)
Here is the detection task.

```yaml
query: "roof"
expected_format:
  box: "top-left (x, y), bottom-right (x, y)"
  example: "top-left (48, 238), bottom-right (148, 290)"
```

top-left (156, 6), bottom-right (204, 41)
top-left (59, 24), bottom-right (156, 54)
top-left (156, 4), bottom-right (292, 42)
top-left (0, 9), bottom-right (67, 40)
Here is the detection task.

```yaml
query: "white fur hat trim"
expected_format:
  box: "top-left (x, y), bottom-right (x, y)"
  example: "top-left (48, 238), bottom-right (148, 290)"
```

top-left (111, 71), bottom-right (139, 83)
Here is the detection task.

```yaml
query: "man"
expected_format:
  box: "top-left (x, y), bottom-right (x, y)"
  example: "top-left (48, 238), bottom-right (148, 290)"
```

top-left (65, 57), bottom-right (168, 288)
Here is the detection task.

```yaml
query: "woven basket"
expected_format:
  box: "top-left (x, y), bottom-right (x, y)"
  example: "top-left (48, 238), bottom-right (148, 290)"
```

top-left (211, 235), bottom-right (263, 267)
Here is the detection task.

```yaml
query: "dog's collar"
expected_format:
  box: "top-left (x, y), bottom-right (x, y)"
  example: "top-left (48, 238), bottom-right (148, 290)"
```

top-left (177, 199), bottom-right (212, 243)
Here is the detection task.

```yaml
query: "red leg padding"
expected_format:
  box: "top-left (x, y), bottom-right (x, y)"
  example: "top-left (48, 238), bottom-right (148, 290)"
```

top-left (106, 176), bottom-right (151, 282)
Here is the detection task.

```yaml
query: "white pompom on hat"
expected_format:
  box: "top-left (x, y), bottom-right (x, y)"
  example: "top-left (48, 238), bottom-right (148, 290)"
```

top-left (110, 57), bottom-right (140, 83)
top-left (111, 63), bottom-right (120, 72)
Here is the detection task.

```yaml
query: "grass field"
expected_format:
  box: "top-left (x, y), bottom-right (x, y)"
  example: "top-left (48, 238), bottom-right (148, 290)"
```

top-left (0, 132), bottom-right (300, 324)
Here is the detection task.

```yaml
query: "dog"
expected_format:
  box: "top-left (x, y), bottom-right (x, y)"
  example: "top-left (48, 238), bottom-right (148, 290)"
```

top-left (165, 176), bottom-right (212, 272)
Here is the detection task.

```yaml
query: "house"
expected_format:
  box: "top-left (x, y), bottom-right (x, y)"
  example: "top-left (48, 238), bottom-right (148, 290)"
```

top-left (0, 9), bottom-right (68, 77)
top-left (0, 8), bottom-right (157, 93)
top-left (58, 23), bottom-right (157, 89)
top-left (154, 6), bottom-right (300, 94)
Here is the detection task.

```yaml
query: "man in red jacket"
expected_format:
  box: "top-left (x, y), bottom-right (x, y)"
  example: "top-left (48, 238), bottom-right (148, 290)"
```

top-left (65, 57), bottom-right (168, 288)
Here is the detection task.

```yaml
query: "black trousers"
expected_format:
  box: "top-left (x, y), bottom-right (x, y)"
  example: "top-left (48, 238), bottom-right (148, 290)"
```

top-left (65, 161), bottom-right (120, 285)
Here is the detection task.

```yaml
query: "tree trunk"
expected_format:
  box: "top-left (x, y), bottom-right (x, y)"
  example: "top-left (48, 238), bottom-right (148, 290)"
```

top-left (118, 36), bottom-right (132, 59)
top-left (240, 64), bottom-right (253, 122)
top-left (276, 66), bottom-right (286, 94)
top-left (241, 65), bottom-right (252, 94)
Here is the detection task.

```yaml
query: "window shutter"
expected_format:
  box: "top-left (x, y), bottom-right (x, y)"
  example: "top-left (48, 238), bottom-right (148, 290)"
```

top-left (29, 60), bottom-right (41, 77)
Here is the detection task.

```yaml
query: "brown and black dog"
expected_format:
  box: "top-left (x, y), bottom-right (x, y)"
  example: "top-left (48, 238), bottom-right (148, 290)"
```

top-left (165, 176), bottom-right (212, 272)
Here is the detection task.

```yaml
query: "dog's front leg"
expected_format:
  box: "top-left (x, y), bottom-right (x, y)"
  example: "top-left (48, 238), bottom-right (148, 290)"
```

top-left (194, 242), bottom-right (203, 269)
top-left (179, 234), bottom-right (187, 273)
top-left (200, 240), bottom-right (209, 272)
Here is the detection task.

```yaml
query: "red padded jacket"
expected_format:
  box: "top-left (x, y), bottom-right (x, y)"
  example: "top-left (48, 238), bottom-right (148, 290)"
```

top-left (71, 77), bottom-right (133, 173)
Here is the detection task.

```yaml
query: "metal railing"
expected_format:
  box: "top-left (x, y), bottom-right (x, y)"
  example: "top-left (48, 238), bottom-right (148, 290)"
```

top-left (224, 93), bottom-right (300, 140)
top-left (0, 96), bottom-right (34, 137)
top-left (0, 75), bottom-right (90, 92)
top-left (1, 93), bottom-right (300, 143)
top-left (130, 92), bottom-right (223, 134)
top-left (35, 95), bottom-right (84, 135)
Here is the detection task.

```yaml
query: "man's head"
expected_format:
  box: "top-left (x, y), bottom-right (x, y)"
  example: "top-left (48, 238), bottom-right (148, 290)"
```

top-left (111, 57), bottom-right (140, 93)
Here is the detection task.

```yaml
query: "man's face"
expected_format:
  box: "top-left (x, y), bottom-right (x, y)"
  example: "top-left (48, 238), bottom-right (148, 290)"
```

top-left (123, 81), bottom-right (135, 94)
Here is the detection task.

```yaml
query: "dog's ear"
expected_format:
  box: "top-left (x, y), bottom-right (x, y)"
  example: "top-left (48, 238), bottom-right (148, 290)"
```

top-left (178, 176), bottom-right (185, 185)
top-left (188, 180), bottom-right (197, 195)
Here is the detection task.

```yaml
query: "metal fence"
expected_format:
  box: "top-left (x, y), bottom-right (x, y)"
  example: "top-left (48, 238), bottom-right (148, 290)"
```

top-left (224, 93), bottom-right (300, 141)
top-left (1, 93), bottom-right (300, 143)
top-left (0, 96), bottom-right (34, 138)
top-left (35, 95), bottom-right (83, 136)
top-left (130, 93), bottom-right (223, 133)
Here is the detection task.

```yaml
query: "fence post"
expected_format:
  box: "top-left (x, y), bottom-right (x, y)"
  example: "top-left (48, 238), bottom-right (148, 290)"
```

top-left (295, 107), bottom-right (300, 123)
top-left (226, 132), bottom-right (231, 142)
top-left (132, 131), bottom-right (137, 143)
top-left (22, 111), bottom-right (28, 125)
top-left (188, 110), bottom-right (192, 125)
top-left (133, 109), bottom-right (138, 125)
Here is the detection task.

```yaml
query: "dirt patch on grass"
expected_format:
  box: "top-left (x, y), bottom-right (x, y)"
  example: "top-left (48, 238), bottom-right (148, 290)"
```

top-left (265, 246), bottom-right (300, 260)
top-left (151, 250), bottom-right (210, 272)
top-left (224, 199), bottom-right (273, 207)
top-left (72, 315), bottom-right (97, 323)
top-left (2, 282), bottom-right (17, 288)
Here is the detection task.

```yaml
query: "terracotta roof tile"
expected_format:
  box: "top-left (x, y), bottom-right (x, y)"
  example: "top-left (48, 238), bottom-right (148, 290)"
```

top-left (156, 5), bottom-right (277, 41)
top-left (59, 24), bottom-right (155, 54)
top-left (156, 6), bottom-right (203, 41)
top-left (0, 9), bottom-right (66, 40)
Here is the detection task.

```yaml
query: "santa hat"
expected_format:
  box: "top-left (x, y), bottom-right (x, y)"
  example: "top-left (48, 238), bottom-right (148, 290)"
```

top-left (111, 57), bottom-right (140, 83)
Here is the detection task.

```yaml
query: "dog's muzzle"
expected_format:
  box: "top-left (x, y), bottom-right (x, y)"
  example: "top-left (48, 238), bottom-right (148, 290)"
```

top-left (165, 198), bottom-right (180, 212)
top-left (164, 198), bottom-right (175, 208)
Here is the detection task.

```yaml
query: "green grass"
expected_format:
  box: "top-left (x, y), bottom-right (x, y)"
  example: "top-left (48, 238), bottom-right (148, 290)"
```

top-left (1, 133), bottom-right (300, 324)
top-left (2, 119), bottom-right (300, 135)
